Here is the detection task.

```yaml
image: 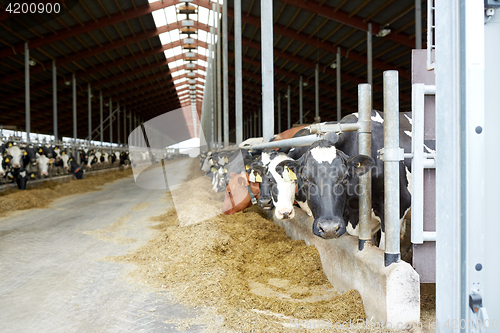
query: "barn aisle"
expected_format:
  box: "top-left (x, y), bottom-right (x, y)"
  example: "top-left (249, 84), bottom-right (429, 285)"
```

top-left (0, 157), bottom-right (203, 333)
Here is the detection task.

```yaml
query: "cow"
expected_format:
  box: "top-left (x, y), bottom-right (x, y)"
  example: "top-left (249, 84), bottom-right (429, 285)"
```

top-left (222, 171), bottom-right (260, 215)
top-left (0, 154), bottom-right (6, 178)
top-left (5, 143), bottom-right (23, 169)
top-left (276, 110), bottom-right (412, 244)
top-left (37, 154), bottom-right (51, 177)
top-left (22, 144), bottom-right (38, 173)
top-left (69, 158), bottom-right (84, 179)
top-left (11, 168), bottom-right (36, 190)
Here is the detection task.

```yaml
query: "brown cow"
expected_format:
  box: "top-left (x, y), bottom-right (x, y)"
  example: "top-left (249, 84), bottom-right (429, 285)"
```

top-left (222, 172), bottom-right (260, 215)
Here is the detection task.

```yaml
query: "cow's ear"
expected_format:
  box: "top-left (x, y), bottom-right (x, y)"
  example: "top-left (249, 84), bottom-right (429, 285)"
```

top-left (347, 155), bottom-right (374, 176)
top-left (275, 160), bottom-right (301, 177)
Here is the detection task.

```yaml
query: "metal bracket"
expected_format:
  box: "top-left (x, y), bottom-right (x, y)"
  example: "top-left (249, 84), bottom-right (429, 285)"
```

top-left (357, 120), bottom-right (372, 133)
top-left (377, 147), bottom-right (404, 162)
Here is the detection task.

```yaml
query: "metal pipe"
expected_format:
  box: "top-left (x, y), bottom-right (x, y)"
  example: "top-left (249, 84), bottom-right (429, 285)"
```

top-left (109, 98), bottom-right (113, 144)
top-left (117, 103), bottom-right (120, 144)
top-left (278, 92), bottom-right (281, 133)
top-left (299, 76), bottom-right (303, 124)
top-left (367, 23), bottom-right (373, 90)
top-left (261, 0), bottom-right (274, 142)
top-left (309, 122), bottom-right (360, 134)
top-left (73, 73), bottom-right (77, 144)
top-left (234, 0), bottom-right (242, 145)
top-left (25, 43), bottom-right (30, 142)
top-left (337, 47), bottom-right (342, 122)
top-left (88, 84), bottom-right (92, 143)
top-left (383, 70), bottom-right (401, 266)
top-left (216, 0), bottom-right (222, 148)
top-left (315, 63), bottom-right (319, 122)
top-left (287, 85), bottom-right (291, 129)
top-left (415, 0), bottom-right (422, 49)
top-left (258, 109), bottom-right (261, 137)
top-left (357, 84), bottom-right (373, 251)
top-left (223, 0), bottom-right (229, 147)
top-left (100, 91), bottom-right (103, 145)
top-left (245, 133), bottom-right (326, 150)
top-left (52, 60), bottom-right (57, 142)
top-left (129, 111), bottom-right (132, 141)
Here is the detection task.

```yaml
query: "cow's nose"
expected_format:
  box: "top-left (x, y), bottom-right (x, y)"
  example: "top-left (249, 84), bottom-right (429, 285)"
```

top-left (259, 197), bottom-right (272, 208)
top-left (314, 219), bottom-right (343, 239)
top-left (277, 208), bottom-right (294, 220)
top-left (13, 163), bottom-right (21, 168)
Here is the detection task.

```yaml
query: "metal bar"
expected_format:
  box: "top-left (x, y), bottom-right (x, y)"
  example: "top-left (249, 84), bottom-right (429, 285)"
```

top-left (261, 0), bottom-right (274, 142)
top-left (278, 92), bottom-right (281, 133)
top-left (287, 85), bottom-right (291, 129)
top-left (415, 0), bottom-right (422, 49)
top-left (117, 103), bottom-right (120, 144)
top-left (299, 76), bottom-right (303, 124)
top-left (235, 0), bottom-right (242, 145)
top-left (129, 111), bottom-right (132, 143)
top-left (109, 98), bottom-right (113, 144)
top-left (25, 42), bottom-right (30, 141)
top-left (217, 0), bottom-right (222, 148)
top-left (72, 73), bottom-right (76, 144)
top-left (52, 60), bottom-right (57, 142)
top-left (426, 0), bottom-right (435, 70)
top-left (367, 23), bottom-right (373, 90)
top-left (309, 122), bottom-right (360, 134)
top-left (315, 63), bottom-right (319, 122)
top-left (223, 0), bottom-right (229, 147)
top-left (245, 133), bottom-right (324, 150)
top-left (337, 47), bottom-right (341, 121)
top-left (88, 84), bottom-right (92, 142)
top-left (411, 83), bottom-right (425, 244)
top-left (383, 70), bottom-right (400, 266)
top-left (357, 83), bottom-right (373, 251)
top-left (100, 91), bottom-right (103, 145)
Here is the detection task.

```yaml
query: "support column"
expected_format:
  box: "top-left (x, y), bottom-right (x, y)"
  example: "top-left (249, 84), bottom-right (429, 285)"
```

top-left (88, 83), bottom-right (92, 143)
top-left (261, 0), bottom-right (274, 142)
top-left (367, 23), bottom-right (373, 89)
top-left (415, 0), bottom-right (422, 49)
top-left (216, 0), bottom-right (222, 148)
top-left (25, 42), bottom-right (30, 141)
top-left (100, 91), bottom-right (103, 145)
top-left (287, 85), bottom-right (291, 129)
top-left (72, 73), bottom-right (77, 144)
top-left (109, 98), bottom-right (113, 144)
top-left (278, 92), bottom-right (281, 133)
top-left (223, 0), bottom-right (229, 147)
top-left (337, 47), bottom-right (342, 122)
top-left (299, 76), bottom-right (303, 124)
top-left (52, 60), bottom-right (57, 142)
top-left (234, 0), bottom-right (242, 145)
top-left (315, 63), bottom-right (319, 122)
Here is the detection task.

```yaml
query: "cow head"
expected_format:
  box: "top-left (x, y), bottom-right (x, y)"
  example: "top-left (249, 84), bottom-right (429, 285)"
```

top-left (222, 172), bottom-right (260, 215)
top-left (0, 154), bottom-right (5, 176)
top-left (250, 164), bottom-right (273, 210)
top-left (6, 145), bottom-right (23, 168)
top-left (277, 140), bottom-right (374, 239)
top-left (37, 154), bottom-right (50, 177)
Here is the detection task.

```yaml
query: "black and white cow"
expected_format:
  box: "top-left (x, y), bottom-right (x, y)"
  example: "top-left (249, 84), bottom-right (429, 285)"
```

top-left (277, 110), bottom-right (413, 244)
top-left (11, 167), bottom-right (36, 190)
top-left (69, 158), bottom-right (84, 179)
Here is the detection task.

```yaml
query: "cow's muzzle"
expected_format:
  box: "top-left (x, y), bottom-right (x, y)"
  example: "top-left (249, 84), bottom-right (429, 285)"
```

top-left (313, 218), bottom-right (346, 239)
top-left (258, 196), bottom-right (273, 210)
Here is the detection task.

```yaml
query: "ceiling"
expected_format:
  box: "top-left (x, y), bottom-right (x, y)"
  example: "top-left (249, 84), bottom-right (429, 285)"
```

top-left (0, 0), bottom-right (426, 142)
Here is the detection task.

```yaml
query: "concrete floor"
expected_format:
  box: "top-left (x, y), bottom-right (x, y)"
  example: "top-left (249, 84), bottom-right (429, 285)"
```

top-left (0, 158), bottom-right (204, 333)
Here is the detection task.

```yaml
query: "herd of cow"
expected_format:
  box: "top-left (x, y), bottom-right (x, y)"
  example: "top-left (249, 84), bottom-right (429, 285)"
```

top-left (199, 110), bottom-right (435, 248)
top-left (0, 140), bottom-right (130, 190)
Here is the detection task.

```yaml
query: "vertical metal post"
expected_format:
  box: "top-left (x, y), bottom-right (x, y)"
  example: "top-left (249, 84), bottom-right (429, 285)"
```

top-left (358, 84), bottom-right (372, 251)
top-left (415, 0), bottom-right (422, 49)
top-left (367, 23), bottom-right (373, 90)
top-left (299, 76), bottom-right (303, 124)
top-left (258, 109), bottom-right (261, 137)
top-left (235, 0), bottom-right (242, 145)
top-left (278, 92), bottom-right (281, 133)
top-left (315, 63), bottom-right (319, 122)
top-left (129, 111), bottom-right (132, 140)
top-left (52, 60), bottom-right (57, 142)
top-left (287, 85), bottom-right (291, 129)
top-left (109, 98), bottom-right (113, 144)
top-left (100, 91), bottom-right (103, 145)
top-left (216, 0), bottom-right (222, 148)
top-left (25, 43), bottom-right (30, 141)
top-left (72, 73), bottom-right (77, 144)
top-left (383, 70), bottom-right (401, 266)
top-left (261, 0), bottom-right (274, 142)
top-left (88, 83), bottom-right (92, 143)
top-left (223, 0), bottom-right (229, 147)
top-left (117, 103), bottom-right (120, 145)
top-left (337, 47), bottom-right (342, 122)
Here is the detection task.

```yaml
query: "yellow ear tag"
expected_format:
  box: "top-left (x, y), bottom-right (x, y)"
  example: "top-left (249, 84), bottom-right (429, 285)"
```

top-left (223, 168), bottom-right (228, 173)
top-left (39, 149), bottom-right (42, 152)
top-left (357, 162), bottom-right (361, 167)
top-left (5, 158), bottom-right (9, 163)
top-left (255, 173), bottom-right (262, 182)
top-left (8, 143), bottom-right (12, 147)
top-left (224, 157), bottom-right (229, 164)
top-left (283, 166), bottom-right (292, 182)
top-left (62, 152), bottom-right (65, 155)
top-left (211, 166), bottom-right (216, 172)
top-left (245, 165), bottom-right (250, 170)
top-left (288, 169), bottom-right (297, 181)
top-left (24, 151), bottom-right (27, 156)
top-left (31, 174), bottom-right (35, 178)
